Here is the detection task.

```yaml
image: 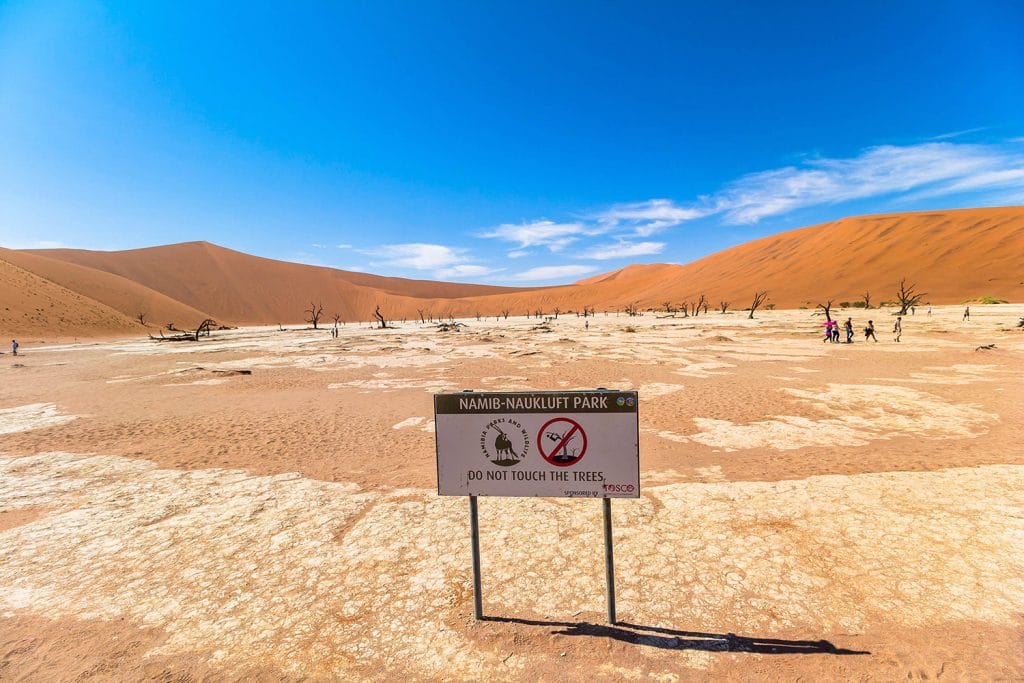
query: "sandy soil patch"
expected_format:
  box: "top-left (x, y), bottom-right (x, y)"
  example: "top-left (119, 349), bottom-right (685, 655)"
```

top-left (1, 306), bottom-right (1022, 679)
top-left (685, 383), bottom-right (996, 451)
top-left (1, 453), bottom-right (1022, 679)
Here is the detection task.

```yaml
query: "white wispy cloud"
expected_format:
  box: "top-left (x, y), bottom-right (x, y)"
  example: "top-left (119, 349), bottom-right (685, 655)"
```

top-left (595, 199), bottom-right (710, 236)
top-left (579, 240), bottom-right (666, 260)
top-left (712, 142), bottom-right (1024, 223)
top-left (369, 243), bottom-right (466, 270)
top-left (0, 239), bottom-right (68, 249)
top-left (435, 264), bottom-right (498, 279)
top-left (509, 264), bottom-right (598, 281)
top-left (482, 141), bottom-right (1024, 251)
top-left (479, 220), bottom-right (590, 249)
top-left (929, 127), bottom-right (988, 140)
top-left (507, 249), bottom-right (530, 259)
top-left (365, 242), bottom-right (496, 281)
top-left (336, 243), bottom-right (353, 249)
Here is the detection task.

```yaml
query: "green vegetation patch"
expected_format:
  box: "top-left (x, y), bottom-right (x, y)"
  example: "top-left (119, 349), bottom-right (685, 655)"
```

top-left (965, 296), bottom-right (1008, 305)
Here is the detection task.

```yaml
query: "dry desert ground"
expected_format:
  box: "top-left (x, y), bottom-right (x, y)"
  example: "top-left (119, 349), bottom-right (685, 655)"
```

top-left (1, 305), bottom-right (1023, 681)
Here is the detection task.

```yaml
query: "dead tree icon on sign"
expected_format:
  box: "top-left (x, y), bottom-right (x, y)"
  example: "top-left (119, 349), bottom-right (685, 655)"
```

top-left (538, 417), bottom-right (588, 467)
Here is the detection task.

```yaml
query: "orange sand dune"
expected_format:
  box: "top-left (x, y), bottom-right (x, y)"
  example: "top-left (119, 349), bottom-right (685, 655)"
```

top-left (27, 241), bottom-right (529, 325)
top-left (0, 253), bottom-right (143, 339)
top-left (10, 206), bottom-right (1024, 333)
top-left (0, 248), bottom-right (214, 335)
top-left (449, 206), bottom-right (1024, 316)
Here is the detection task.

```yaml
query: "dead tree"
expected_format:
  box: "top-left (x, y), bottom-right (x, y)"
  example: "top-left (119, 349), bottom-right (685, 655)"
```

top-left (719, 301), bottom-right (729, 314)
top-left (501, 309), bottom-right (510, 320)
top-left (333, 313), bottom-right (341, 326)
top-left (663, 302), bottom-right (674, 313)
top-left (195, 319), bottom-right (215, 340)
top-left (862, 291), bottom-right (872, 309)
top-left (417, 309), bottom-right (426, 323)
top-left (373, 305), bottom-right (387, 329)
top-left (305, 302), bottom-right (324, 329)
top-left (749, 290), bottom-right (768, 319)
top-left (553, 307), bottom-right (561, 319)
top-left (817, 299), bottom-right (834, 322)
top-left (624, 302), bottom-right (639, 317)
top-left (680, 302), bottom-right (689, 317)
top-left (696, 294), bottom-right (708, 316)
top-left (136, 312), bottom-right (147, 325)
top-left (895, 278), bottom-right (927, 315)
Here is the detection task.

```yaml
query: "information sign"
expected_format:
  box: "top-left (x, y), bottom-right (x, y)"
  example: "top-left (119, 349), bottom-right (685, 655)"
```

top-left (435, 390), bottom-right (639, 498)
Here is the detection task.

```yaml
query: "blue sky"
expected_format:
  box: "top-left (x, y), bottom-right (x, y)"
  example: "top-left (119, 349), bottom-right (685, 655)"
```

top-left (1, 1), bottom-right (1022, 284)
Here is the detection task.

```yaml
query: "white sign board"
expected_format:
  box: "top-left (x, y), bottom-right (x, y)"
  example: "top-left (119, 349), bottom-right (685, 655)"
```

top-left (435, 391), bottom-right (639, 498)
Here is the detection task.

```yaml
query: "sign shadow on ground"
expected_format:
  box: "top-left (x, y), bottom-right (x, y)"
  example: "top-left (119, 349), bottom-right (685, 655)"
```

top-left (480, 616), bottom-right (871, 655)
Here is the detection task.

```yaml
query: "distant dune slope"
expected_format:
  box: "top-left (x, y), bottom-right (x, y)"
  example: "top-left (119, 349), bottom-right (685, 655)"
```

top-left (9, 206), bottom-right (1023, 335)
top-left (627, 206), bottom-right (1024, 309)
top-left (1, 248), bottom-right (214, 329)
top-left (0, 253), bottom-right (143, 338)
top-left (26, 241), bottom-right (529, 324)
top-left (452, 206), bottom-right (1024, 314)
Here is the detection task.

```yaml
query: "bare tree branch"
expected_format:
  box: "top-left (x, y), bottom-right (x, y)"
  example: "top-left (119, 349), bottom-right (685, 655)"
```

top-left (749, 291), bottom-right (768, 319)
top-left (305, 301), bottom-right (324, 329)
top-left (817, 299), bottom-right (834, 322)
top-left (895, 278), bottom-right (927, 315)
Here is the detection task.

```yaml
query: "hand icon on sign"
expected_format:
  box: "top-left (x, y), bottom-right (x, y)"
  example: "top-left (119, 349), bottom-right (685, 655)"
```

top-left (545, 430), bottom-right (581, 459)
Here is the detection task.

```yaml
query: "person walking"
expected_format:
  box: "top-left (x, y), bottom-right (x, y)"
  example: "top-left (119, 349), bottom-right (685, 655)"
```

top-left (832, 321), bottom-right (840, 343)
top-left (927, 305), bottom-right (932, 316)
top-left (865, 320), bottom-right (878, 342)
top-left (844, 317), bottom-right (854, 343)
top-left (963, 306), bottom-right (970, 321)
top-left (893, 315), bottom-right (902, 343)
top-left (10, 339), bottom-right (18, 356)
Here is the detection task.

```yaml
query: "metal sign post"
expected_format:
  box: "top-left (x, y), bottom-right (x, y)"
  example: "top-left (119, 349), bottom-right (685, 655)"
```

top-left (435, 390), bottom-right (639, 625)
top-left (603, 497), bottom-right (616, 624)
top-left (469, 495), bottom-right (483, 620)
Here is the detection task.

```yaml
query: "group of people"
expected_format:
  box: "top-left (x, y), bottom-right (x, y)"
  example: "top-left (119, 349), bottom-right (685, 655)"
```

top-left (823, 316), bottom-right (903, 343)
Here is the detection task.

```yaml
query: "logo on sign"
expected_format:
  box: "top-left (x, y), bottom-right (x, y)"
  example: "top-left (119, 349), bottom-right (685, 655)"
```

top-left (538, 417), bottom-right (588, 467)
top-left (480, 418), bottom-right (531, 467)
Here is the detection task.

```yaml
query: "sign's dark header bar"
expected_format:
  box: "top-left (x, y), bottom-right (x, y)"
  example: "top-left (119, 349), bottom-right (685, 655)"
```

top-left (435, 390), bottom-right (639, 415)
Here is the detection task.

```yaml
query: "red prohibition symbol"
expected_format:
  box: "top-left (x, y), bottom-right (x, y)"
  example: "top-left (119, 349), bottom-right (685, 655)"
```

top-left (538, 417), bottom-right (588, 467)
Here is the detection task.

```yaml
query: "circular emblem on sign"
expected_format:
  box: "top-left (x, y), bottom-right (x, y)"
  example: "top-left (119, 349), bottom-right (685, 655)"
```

top-left (480, 418), bottom-right (531, 467)
top-left (538, 417), bottom-right (588, 467)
